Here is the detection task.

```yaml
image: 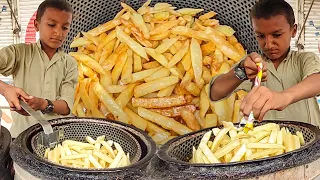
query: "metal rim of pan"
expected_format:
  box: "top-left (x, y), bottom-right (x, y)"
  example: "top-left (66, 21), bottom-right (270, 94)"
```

top-left (0, 126), bottom-right (11, 159)
top-left (157, 120), bottom-right (320, 168)
top-left (10, 117), bottom-right (157, 179)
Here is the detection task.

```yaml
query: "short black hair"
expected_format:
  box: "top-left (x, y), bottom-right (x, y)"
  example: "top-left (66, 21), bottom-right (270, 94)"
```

top-left (251, 0), bottom-right (295, 27)
top-left (36, 0), bottom-right (73, 21)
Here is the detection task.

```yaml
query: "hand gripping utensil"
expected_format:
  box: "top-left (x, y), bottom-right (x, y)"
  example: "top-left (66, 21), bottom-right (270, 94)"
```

top-left (19, 99), bottom-right (59, 148)
top-left (238, 62), bottom-right (263, 133)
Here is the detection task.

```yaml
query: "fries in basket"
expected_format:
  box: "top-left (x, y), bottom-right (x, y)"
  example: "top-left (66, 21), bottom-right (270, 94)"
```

top-left (71, 0), bottom-right (248, 145)
top-left (44, 135), bottom-right (131, 169)
top-left (190, 122), bottom-right (305, 163)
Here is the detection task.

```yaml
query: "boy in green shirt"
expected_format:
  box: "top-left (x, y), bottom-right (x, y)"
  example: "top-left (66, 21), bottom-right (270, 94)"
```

top-left (0, 0), bottom-right (78, 137)
top-left (209, 0), bottom-right (320, 126)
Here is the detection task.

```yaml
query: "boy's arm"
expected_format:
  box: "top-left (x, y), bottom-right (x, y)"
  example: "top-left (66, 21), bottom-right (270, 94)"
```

top-left (52, 100), bottom-right (72, 115)
top-left (0, 80), bottom-right (31, 112)
top-left (55, 57), bottom-right (78, 115)
top-left (283, 52), bottom-right (320, 103)
top-left (46, 99), bottom-right (71, 115)
top-left (209, 52), bottom-right (266, 101)
top-left (282, 74), bottom-right (320, 105)
top-left (26, 97), bottom-right (71, 115)
top-left (0, 45), bottom-right (20, 76)
top-left (209, 70), bottom-right (243, 101)
top-left (0, 45), bottom-right (32, 113)
top-left (240, 53), bottom-right (320, 121)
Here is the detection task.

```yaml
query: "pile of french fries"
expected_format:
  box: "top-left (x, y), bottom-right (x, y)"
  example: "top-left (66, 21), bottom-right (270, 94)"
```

top-left (191, 122), bottom-right (305, 163)
top-left (44, 135), bottom-right (130, 169)
top-left (70, 0), bottom-right (248, 144)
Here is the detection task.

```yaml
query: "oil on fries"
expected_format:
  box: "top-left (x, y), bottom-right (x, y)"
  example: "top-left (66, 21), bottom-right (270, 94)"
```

top-left (44, 135), bottom-right (131, 169)
top-left (190, 122), bottom-right (305, 163)
top-left (71, 0), bottom-right (248, 145)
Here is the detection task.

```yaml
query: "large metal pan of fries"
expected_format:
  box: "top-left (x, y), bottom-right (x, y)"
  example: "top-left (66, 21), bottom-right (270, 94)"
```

top-left (154, 121), bottom-right (320, 179)
top-left (10, 117), bottom-right (156, 179)
top-left (63, 0), bottom-right (258, 146)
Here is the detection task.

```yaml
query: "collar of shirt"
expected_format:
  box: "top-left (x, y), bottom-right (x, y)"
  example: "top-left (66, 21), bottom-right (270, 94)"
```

top-left (262, 49), bottom-right (293, 83)
top-left (36, 40), bottom-right (64, 54)
top-left (36, 40), bottom-right (64, 70)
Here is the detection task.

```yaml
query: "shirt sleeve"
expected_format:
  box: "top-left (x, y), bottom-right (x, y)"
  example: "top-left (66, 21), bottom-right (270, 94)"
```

top-left (0, 44), bottom-right (22, 76)
top-left (300, 52), bottom-right (320, 79)
top-left (56, 55), bottom-right (78, 114)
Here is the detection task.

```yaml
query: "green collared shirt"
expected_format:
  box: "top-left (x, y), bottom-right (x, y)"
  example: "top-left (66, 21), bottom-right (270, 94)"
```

top-left (209, 50), bottom-right (320, 126)
top-left (0, 41), bottom-right (78, 137)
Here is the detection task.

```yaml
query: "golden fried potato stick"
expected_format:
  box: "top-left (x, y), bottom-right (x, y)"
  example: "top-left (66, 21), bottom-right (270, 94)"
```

top-left (93, 82), bottom-right (130, 124)
top-left (149, 105), bottom-right (196, 117)
top-left (116, 26), bottom-right (149, 60)
top-left (132, 95), bottom-right (186, 108)
top-left (180, 107), bottom-right (200, 131)
top-left (134, 76), bottom-right (179, 97)
top-left (138, 107), bottom-right (192, 135)
top-left (87, 19), bottom-right (121, 37)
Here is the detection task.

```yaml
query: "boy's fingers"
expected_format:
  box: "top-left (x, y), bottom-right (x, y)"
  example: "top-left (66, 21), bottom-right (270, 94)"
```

top-left (244, 58), bottom-right (259, 76)
top-left (11, 98), bottom-right (22, 111)
top-left (247, 74), bottom-right (257, 80)
top-left (262, 72), bottom-right (267, 81)
top-left (244, 57), bottom-right (257, 69)
top-left (252, 95), bottom-right (269, 120)
top-left (18, 90), bottom-right (32, 100)
top-left (240, 86), bottom-right (259, 113)
top-left (248, 52), bottom-right (262, 63)
top-left (246, 69), bottom-right (259, 79)
top-left (262, 77), bottom-right (267, 82)
top-left (262, 61), bottom-right (267, 71)
top-left (242, 91), bottom-right (261, 117)
top-left (258, 101), bottom-right (272, 122)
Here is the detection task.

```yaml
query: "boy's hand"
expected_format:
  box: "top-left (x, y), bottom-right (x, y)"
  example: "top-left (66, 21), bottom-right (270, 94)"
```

top-left (2, 85), bottom-right (32, 112)
top-left (240, 86), bottom-right (292, 121)
top-left (243, 52), bottom-right (267, 81)
top-left (25, 96), bottom-right (48, 111)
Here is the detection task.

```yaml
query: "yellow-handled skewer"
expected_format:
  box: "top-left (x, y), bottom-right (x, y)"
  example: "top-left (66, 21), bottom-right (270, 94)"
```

top-left (241, 62), bottom-right (263, 133)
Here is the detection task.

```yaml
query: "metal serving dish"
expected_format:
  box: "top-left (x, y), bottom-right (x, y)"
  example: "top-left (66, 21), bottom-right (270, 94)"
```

top-left (155, 121), bottom-right (320, 179)
top-left (10, 117), bottom-right (156, 180)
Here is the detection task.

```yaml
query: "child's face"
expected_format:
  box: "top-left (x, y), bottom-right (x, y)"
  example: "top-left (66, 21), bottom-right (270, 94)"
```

top-left (34, 8), bottom-right (72, 49)
top-left (252, 15), bottom-right (297, 61)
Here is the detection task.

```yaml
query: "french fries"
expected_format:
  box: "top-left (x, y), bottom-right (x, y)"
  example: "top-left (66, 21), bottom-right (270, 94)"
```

top-left (44, 135), bottom-right (131, 169)
top-left (149, 105), bottom-right (196, 117)
top-left (138, 107), bottom-right (192, 135)
top-left (71, 1), bottom-right (248, 145)
top-left (132, 95), bottom-right (186, 108)
top-left (191, 122), bottom-right (305, 164)
top-left (180, 107), bottom-right (200, 131)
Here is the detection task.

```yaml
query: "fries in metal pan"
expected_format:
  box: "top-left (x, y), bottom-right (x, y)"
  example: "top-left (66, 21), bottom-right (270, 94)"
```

top-left (45, 136), bottom-right (131, 169)
top-left (71, 0), bottom-right (248, 145)
top-left (191, 122), bottom-right (305, 163)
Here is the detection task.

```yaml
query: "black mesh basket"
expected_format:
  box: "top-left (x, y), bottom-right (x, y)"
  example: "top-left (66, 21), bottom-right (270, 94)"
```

top-left (62, 0), bottom-right (260, 54)
top-left (155, 121), bottom-right (320, 179)
top-left (0, 126), bottom-right (12, 180)
top-left (10, 117), bottom-right (156, 180)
